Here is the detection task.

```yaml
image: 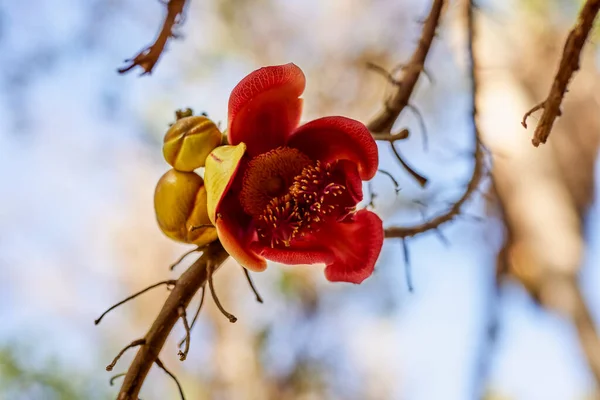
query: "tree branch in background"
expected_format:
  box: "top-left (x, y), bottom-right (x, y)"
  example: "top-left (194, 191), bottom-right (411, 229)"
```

top-left (463, 2), bottom-right (502, 398)
top-left (366, 0), bottom-right (445, 134)
top-left (368, 0), bottom-right (486, 240)
top-left (522, 0), bottom-right (600, 146)
top-left (112, 241), bottom-right (229, 400)
top-left (118, 0), bottom-right (187, 75)
top-left (367, 0), bottom-right (446, 188)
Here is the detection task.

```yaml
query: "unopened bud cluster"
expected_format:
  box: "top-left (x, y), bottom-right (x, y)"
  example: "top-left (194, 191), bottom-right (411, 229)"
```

top-left (154, 112), bottom-right (223, 246)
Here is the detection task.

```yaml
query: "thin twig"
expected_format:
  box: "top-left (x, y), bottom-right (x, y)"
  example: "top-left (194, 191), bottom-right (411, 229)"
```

top-left (521, 102), bottom-right (544, 129)
top-left (243, 267), bottom-right (264, 303)
top-left (118, 0), bottom-right (187, 75)
top-left (372, 129), bottom-right (410, 142)
top-left (367, 0), bottom-right (445, 134)
top-left (178, 284), bottom-right (206, 348)
top-left (366, 61), bottom-right (402, 85)
top-left (177, 305), bottom-right (191, 361)
top-left (208, 261), bottom-right (238, 323)
top-left (170, 247), bottom-right (201, 271)
top-left (377, 169), bottom-right (401, 193)
top-left (523, 0), bottom-right (600, 146)
top-left (433, 227), bottom-right (450, 246)
top-left (367, 181), bottom-right (377, 208)
top-left (406, 103), bottom-right (429, 151)
top-left (366, 0), bottom-right (444, 188)
top-left (95, 280), bottom-right (177, 325)
top-left (155, 358), bottom-right (186, 400)
top-left (106, 339), bottom-right (146, 371)
top-left (384, 0), bottom-right (485, 239)
top-left (392, 62), bottom-right (434, 84)
top-left (402, 239), bottom-right (414, 292)
top-left (110, 373), bottom-right (127, 386)
top-left (116, 241), bottom-right (229, 400)
top-left (390, 142), bottom-right (428, 187)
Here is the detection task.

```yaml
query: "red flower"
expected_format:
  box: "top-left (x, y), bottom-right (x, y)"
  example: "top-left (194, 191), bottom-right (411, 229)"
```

top-left (205, 63), bottom-right (383, 284)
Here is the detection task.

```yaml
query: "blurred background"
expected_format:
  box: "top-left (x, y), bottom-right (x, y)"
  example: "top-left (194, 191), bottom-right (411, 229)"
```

top-left (1, 0), bottom-right (600, 399)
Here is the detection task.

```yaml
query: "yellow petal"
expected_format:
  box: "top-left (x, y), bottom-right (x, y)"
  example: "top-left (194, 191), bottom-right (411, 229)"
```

top-left (204, 143), bottom-right (246, 225)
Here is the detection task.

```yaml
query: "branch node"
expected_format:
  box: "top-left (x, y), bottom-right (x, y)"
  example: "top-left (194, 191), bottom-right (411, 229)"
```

top-left (521, 102), bottom-right (545, 129)
top-left (523, 0), bottom-right (600, 145)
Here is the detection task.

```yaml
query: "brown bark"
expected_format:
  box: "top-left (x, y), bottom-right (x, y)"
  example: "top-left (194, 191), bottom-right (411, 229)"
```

top-left (477, 8), bottom-right (600, 387)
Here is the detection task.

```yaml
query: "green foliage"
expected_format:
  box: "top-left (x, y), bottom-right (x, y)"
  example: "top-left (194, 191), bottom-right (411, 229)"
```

top-left (0, 345), bottom-right (111, 400)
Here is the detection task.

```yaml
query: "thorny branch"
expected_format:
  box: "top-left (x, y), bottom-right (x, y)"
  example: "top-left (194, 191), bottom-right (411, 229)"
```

top-left (118, 0), bottom-right (187, 75)
top-left (522, 0), bottom-right (600, 146)
top-left (113, 241), bottom-right (229, 400)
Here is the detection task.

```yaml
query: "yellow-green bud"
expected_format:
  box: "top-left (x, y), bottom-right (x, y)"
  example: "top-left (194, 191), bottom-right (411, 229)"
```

top-left (154, 169), bottom-right (218, 246)
top-left (163, 116), bottom-right (222, 172)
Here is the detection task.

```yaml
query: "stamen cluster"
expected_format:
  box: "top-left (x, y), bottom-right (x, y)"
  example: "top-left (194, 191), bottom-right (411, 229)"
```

top-left (256, 160), bottom-right (348, 248)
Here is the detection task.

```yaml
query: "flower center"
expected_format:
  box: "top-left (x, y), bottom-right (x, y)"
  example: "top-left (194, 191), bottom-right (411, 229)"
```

top-left (244, 149), bottom-right (355, 248)
top-left (240, 147), bottom-right (312, 216)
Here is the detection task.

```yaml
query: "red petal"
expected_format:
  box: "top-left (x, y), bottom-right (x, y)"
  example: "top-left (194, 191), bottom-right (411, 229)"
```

top-left (287, 116), bottom-right (378, 180)
top-left (251, 239), bottom-right (334, 265)
top-left (329, 160), bottom-right (363, 210)
top-left (215, 193), bottom-right (267, 272)
top-left (251, 210), bottom-right (383, 284)
top-left (228, 63), bottom-right (306, 157)
top-left (322, 210), bottom-right (383, 283)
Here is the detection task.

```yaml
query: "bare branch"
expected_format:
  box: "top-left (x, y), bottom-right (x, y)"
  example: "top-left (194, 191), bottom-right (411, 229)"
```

top-left (242, 267), bottom-right (264, 303)
top-left (116, 241), bottom-right (229, 400)
top-left (377, 169), bottom-right (401, 193)
top-left (106, 339), bottom-right (146, 372)
top-left (207, 261), bottom-right (238, 323)
top-left (366, 0), bottom-right (444, 188)
top-left (95, 280), bottom-right (177, 325)
top-left (169, 247), bottom-right (202, 271)
top-left (523, 0), bottom-right (600, 146)
top-left (177, 305), bottom-right (191, 361)
top-left (367, 0), bottom-right (445, 134)
top-left (390, 142), bottom-right (428, 188)
top-left (155, 358), bottom-right (186, 400)
top-left (109, 373), bottom-right (127, 386)
top-left (178, 284), bottom-right (206, 348)
top-left (384, 0), bottom-right (484, 239)
top-left (406, 103), bottom-right (429, 151)
top-left (371, 129), bottom-right (410, 142)
top-left (402, 239), bottom-right (414, 292)
top-left (118, 0), bottom-right (187, 75)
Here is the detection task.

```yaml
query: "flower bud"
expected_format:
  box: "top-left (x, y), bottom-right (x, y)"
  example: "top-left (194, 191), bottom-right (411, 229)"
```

top-left (163, 116), bottom-right (222, 171)
top-left (154, 169), bottom-right (218, 246)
